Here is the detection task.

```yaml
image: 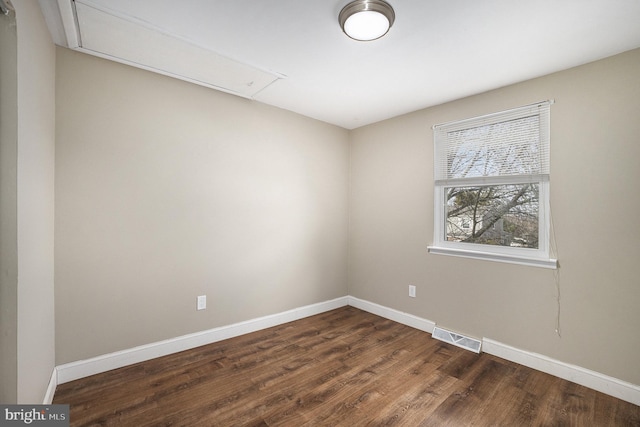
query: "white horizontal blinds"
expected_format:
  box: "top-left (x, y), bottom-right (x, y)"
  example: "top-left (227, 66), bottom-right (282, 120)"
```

top-left (434, 101), bottom-right (551, 183)
top-left (446, 115), bottom-right (541, 178)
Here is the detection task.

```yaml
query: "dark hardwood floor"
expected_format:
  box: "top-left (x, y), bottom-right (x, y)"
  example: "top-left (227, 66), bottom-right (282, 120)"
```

top-left (53, 306), bottom-right (640, 426)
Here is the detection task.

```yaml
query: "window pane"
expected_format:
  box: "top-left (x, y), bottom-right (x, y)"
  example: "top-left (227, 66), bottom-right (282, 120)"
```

top-left (445, 184), bottom-right (539, 248)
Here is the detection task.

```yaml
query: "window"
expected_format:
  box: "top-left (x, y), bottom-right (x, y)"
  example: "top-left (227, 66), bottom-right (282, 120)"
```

top-left (428, 101), bottom-right (557, 268)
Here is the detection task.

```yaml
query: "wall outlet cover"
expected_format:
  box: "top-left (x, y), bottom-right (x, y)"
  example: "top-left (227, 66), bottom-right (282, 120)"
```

top-left (197, 295), bottom-right (206, 310)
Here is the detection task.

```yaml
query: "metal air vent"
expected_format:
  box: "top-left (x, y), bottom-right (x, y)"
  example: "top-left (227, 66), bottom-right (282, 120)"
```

top-left (432, 326), bottom-right (481, 353)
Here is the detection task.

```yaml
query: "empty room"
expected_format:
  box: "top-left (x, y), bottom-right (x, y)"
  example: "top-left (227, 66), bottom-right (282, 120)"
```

top-left (1, 0), bottom-right (640, 425)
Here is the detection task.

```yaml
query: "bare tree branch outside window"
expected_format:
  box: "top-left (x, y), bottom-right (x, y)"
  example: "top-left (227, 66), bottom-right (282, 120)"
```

top-left (445, 184), bottom-right (539, 248)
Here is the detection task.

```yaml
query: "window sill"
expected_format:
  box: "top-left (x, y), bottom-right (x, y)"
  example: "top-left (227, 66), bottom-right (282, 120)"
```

top-left (427, 246), bottom-right (558, 269)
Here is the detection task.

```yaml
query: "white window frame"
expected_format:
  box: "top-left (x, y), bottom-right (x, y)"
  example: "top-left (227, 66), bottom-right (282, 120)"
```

top-left (428, 101), bottom-right (557, 269)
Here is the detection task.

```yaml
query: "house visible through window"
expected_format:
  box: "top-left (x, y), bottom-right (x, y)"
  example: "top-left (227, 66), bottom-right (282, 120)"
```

top-left (428, 101), bottom-right (557, 269)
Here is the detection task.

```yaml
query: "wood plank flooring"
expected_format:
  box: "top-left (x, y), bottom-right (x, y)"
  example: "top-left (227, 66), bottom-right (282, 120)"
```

top-left (53, 307), bottom-right (640, 426)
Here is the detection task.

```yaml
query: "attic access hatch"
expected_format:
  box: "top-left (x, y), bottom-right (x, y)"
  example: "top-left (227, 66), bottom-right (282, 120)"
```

top-left (51, 0), bottom-right (283, 99)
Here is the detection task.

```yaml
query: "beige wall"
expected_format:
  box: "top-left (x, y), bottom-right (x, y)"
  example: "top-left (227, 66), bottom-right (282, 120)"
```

top-left (15, 0), bottom-right (57, 403)
top-left (0, 0), bottom-right (57, 404)
top-left (349, 48), bottom-right (640, 386)
top-left (0, 6), bottom-right (18, 404)
top-left (55, 48), bottom-right (350, 364)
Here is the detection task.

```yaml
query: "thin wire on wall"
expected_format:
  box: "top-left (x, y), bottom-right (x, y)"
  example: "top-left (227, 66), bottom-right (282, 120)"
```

top-left (550, 207), bottom-right (561, 337)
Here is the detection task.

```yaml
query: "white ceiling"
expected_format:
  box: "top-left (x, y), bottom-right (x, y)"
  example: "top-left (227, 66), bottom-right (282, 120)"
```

top-left (41, 0), bottom-right (640, 129)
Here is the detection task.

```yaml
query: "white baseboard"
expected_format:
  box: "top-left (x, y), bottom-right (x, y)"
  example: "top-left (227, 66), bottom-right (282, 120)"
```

top-left (43, 368), bottom-right (57, 404)
top-left (53, 295), bottom-right (640, 407)
top-left (482, 338), bottom-right (640, 406)
top-left (56, 296), bottom-right (348, 384)
top-left (348, 297), bottom-right (640, 405)
top-left (347, 298), bottom-right (640, 406)
top-left (347, 296), bottom-right (436, 333)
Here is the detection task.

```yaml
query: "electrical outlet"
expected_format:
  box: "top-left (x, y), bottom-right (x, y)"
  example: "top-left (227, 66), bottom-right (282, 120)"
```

top-left (409, 285), bottom-right (416, 298)
top-left (197, 295), bottom-right (207, 310)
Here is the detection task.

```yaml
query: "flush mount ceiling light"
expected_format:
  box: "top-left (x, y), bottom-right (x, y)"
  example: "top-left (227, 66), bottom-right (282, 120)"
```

top-left (339, 0), bottom-right (395, 41)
